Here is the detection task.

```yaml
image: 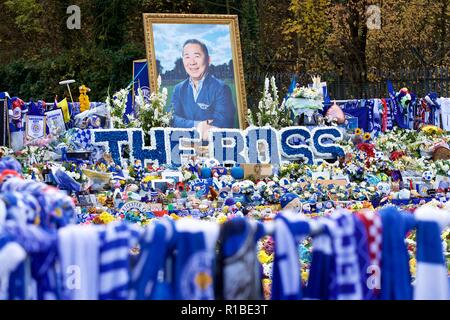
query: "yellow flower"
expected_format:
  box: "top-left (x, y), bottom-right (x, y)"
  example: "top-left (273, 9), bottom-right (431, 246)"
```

top-left (442, 230), bottom-right (449, 238)
top-left (142, 175), bottom-right (156, 183)
top-left (257, 250), bottom-right (274, 264)
top-left (421, 125), bottom-right (443, 135)
top-left (363, 132), bottom-right (371, 140)
top-left (97, 194), bottom-right (107, 205)
top-left (217, 215), bottom-right (228, 224)
top-left (142, 218), bottom-right (154, 225)
top-left (409, 258), bottom-right (416, 275)
top-left (301, 270), bottom-right (309, 283)
top-left (170, 213), bottom-right (180, 220)
top-left (54, 208), bottom-right (62, 217)
top-left (99, 211), bottom-right (115, 224)
top-left (355, 128), bottom-right (363, 135)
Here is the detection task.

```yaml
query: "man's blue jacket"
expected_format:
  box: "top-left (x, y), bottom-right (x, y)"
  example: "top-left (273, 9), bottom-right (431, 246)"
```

top-left (170, 74), bottom-right (236, 128)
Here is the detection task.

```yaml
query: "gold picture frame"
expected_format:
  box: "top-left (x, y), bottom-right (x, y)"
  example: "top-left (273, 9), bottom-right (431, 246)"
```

top-left (143, 13), bottom-right (248, 130)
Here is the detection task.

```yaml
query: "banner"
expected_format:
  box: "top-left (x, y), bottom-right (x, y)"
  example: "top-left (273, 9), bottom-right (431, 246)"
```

top-left (91, 126), bottom-right (345, 167)
top-left (45, 109), bottom-right (66, 136)
top-left (25, 115), bottom-right (46, 140)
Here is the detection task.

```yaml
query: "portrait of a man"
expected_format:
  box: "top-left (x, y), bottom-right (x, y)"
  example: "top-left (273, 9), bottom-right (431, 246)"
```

top-left (143, 14), bottom-right (248, 140)
top-left (171, 39), bottom-right (236, 140)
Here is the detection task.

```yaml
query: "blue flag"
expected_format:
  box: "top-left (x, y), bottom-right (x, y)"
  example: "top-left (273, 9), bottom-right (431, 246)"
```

top-left (387, 80), bottom-right (408, 129)
top-left (284, 75), bottom-right (297, 102)
top-left (125, 59), bottom-right (150, 118)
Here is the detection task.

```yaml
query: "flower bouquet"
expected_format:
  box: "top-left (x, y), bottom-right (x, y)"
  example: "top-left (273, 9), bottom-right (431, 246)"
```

top-left (285, 84), bottom-right (324, 121)
top-left (137, 75), bottom-right (172, 131)
top-left (52, 162), bottom-right (88, 192)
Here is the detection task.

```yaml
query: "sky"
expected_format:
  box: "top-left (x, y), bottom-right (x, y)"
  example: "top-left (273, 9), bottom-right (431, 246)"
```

top-left (153, 23), bottom-right (233, 74)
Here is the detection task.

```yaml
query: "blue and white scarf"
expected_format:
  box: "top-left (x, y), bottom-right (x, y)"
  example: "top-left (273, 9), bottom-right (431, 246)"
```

top-left (98, 222), bottom-right (140, 300)
top-left (378, 206), bottom-right (415, 300)
top-left (272, 211), bottom-right (311, 300)
top-left (0, 228), bottom-right (26, 299)
top-left (306, 210), bottom-right (372, 300)
top-left (173, 219), bottom-right (219, 300)
top-left (371, 99), bottom-right (382, 137)
top-left (58, 224), bottom-right (100, 300)
top-left (328, 210), bottom-right (372, 300)
top-left (4, 222), bottom-right (58, 300)
top-left (130, 219), bottom-right (174, 300)
top-left (414, 207), bottom-right (449, 300)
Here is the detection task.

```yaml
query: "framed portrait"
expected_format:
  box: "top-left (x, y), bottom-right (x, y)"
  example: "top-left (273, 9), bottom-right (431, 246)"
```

top-left (143, 13), bottom-right (248, 139)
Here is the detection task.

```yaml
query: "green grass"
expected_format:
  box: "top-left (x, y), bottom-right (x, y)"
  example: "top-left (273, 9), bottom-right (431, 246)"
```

top-left (163, 77), bottom-right (239, 128)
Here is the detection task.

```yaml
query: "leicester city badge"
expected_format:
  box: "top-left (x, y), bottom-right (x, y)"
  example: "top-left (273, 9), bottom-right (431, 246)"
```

top-left (180, 251), bottom-right (214, 299)
top-left (197, 103), bottom-right (210, 110)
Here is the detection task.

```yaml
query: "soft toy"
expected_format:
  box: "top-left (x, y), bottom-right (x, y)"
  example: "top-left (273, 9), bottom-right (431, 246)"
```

top-left (86, 115), bottom-right (101, 129)
top-left (133, 159), bottom-right (143, 182)
top-left (374, 151), bottom-right (385, 161)
top-left (280, 192), bottom-right (301, 213)
top-left (376, 182), bottom-right (391, 196)
top-left (417, 170), bottom-right (434, 196)
top-left (424, 92), bottom-right (440, 116)
top-left (79, 85), bottom-right (91, 113)
top-left (231, 181), bottom-right (247, 204)
top-left (396, 87), bottom-right (412, 109)
top-left (11, 97), bottom-right (26, 129)
top-left (422, 170), bottom-right (434, 182)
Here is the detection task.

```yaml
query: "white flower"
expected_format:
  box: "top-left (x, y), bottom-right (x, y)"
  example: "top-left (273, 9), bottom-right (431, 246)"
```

top-left (183, 171), bottom-right (192, 180)
top-left (157, 75), bottom-right (162, 88)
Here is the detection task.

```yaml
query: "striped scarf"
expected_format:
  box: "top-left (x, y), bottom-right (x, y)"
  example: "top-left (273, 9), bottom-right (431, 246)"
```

top-left (98, 222), bottom-right (140, 300)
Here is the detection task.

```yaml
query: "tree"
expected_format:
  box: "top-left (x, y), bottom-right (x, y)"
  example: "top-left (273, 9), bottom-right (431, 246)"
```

top-left (282, 0), bottom-right (333, 75)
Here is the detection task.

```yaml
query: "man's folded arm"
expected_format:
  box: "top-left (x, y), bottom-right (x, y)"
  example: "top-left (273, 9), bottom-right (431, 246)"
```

top-left (210, 84), bottom-right (236, 128)
top-left (172, 114), bottom-right (196, 128)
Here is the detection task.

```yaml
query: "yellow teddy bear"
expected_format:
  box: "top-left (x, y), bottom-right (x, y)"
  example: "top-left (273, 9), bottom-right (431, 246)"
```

top-left (79, 84), bottom-right (91, 113)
